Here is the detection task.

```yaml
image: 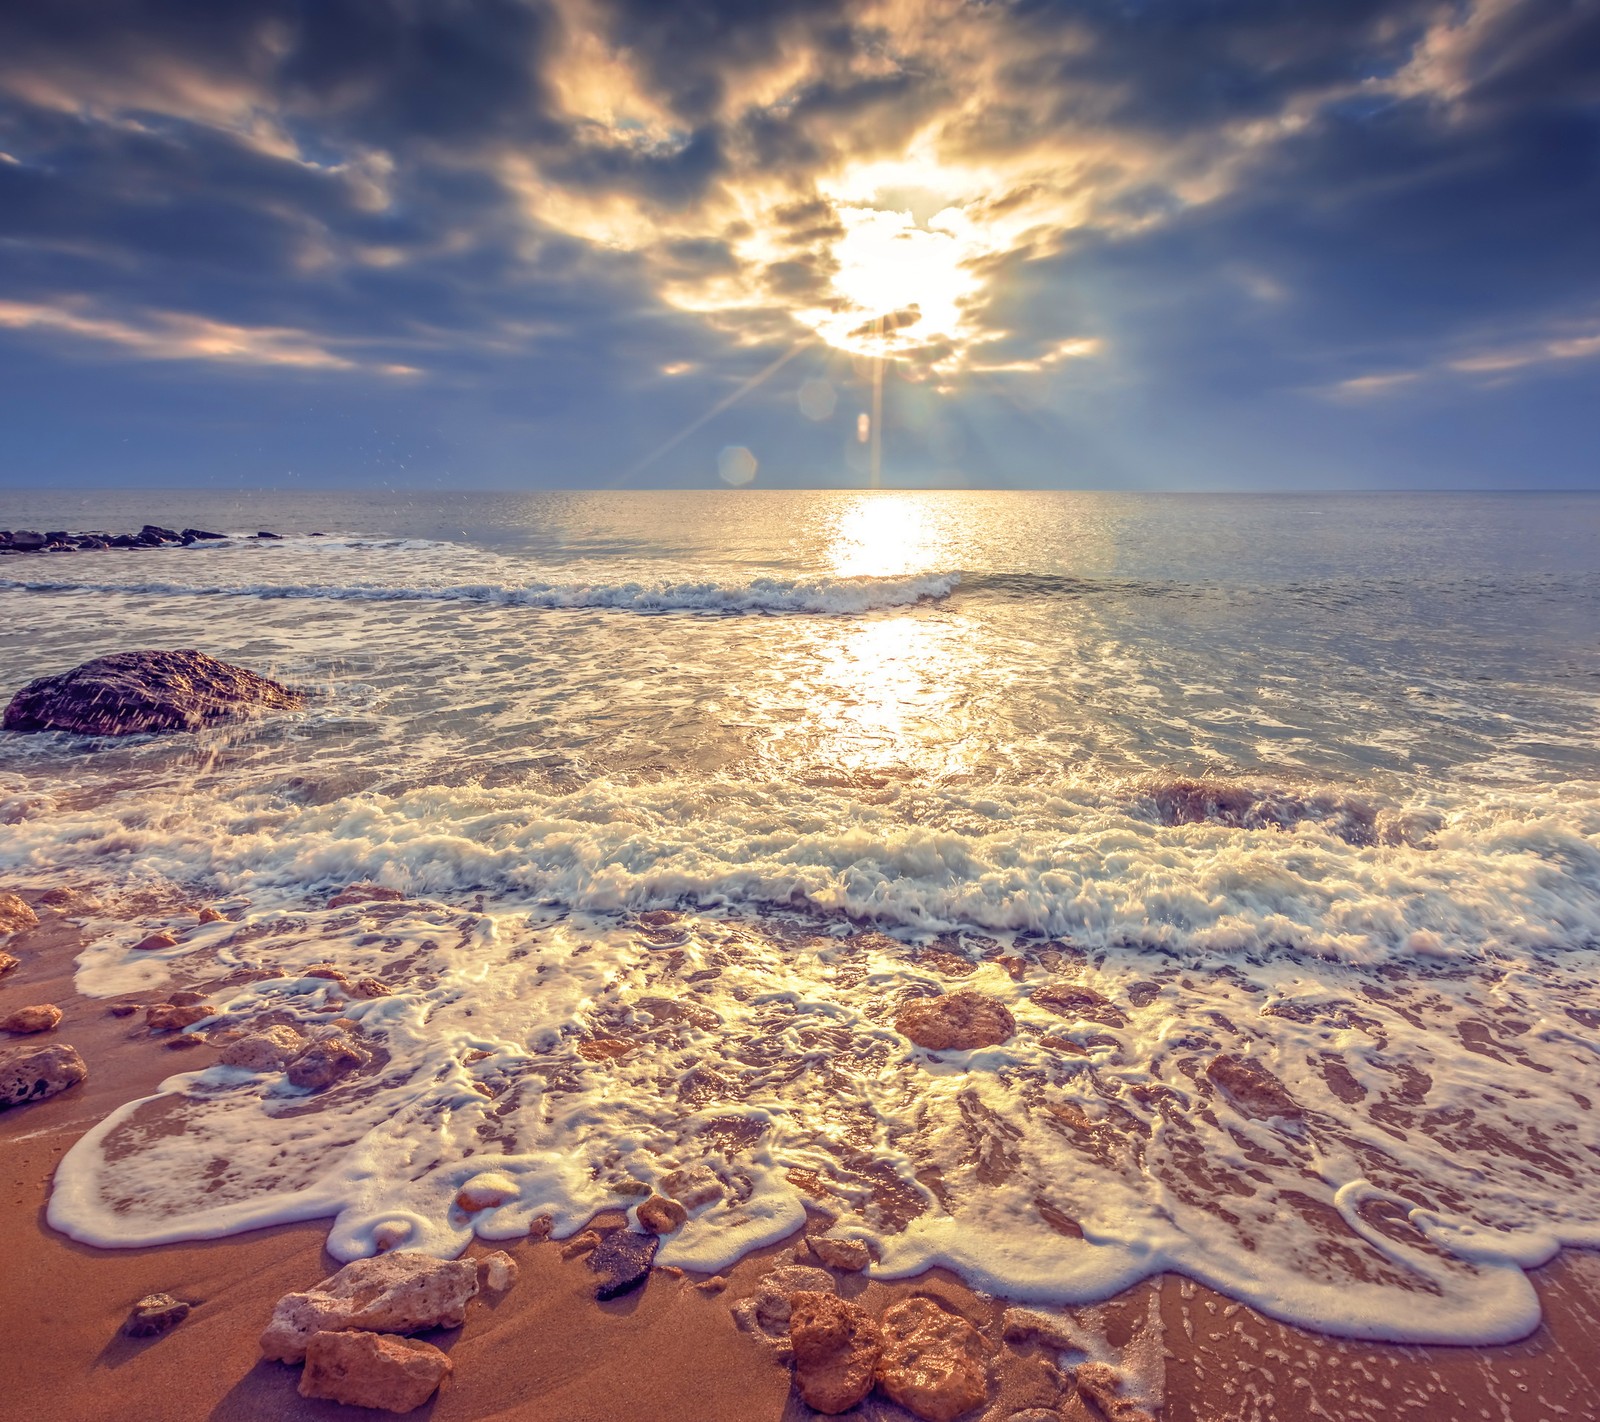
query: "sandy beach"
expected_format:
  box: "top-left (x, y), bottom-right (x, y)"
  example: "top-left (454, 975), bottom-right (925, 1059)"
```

top-left (7, 887), bottom-right (1600, 1422)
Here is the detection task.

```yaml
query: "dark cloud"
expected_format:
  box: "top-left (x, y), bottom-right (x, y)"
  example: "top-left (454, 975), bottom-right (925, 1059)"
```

top-left (0, 0), bottom-right (1595, 488)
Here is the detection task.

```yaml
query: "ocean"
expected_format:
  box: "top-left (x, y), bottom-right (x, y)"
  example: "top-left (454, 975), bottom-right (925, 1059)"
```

top-left (2, 488), bottom-right (1598, 1349)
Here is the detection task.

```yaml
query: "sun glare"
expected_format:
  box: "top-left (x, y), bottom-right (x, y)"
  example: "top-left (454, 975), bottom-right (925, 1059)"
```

top-left (826, 493), bottom-right (951, 578)
top-left (796, 159), bottom-right (994, 362)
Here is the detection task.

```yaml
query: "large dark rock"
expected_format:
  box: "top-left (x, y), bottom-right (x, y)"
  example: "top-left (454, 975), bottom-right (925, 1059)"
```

top-left (4, 650), bottom-right (302, 736)
top-left (586, 1227), bottom-right (658, 1300)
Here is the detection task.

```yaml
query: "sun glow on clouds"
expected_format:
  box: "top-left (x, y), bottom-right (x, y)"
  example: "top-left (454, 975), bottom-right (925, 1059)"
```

top-left (0, 300), bottom-right (419, 375)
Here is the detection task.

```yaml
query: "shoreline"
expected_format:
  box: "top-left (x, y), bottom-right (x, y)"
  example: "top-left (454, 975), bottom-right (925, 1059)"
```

top-left (6, 886), bottom-right (1600, 1420)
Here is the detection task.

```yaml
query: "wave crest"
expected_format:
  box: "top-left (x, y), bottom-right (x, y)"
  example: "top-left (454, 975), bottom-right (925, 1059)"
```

top-left (0, 570), bottom-right (960, 615)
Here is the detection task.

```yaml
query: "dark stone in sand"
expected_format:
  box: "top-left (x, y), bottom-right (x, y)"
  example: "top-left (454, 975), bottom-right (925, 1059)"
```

top-left (4, 649), bottom-right (302, 736)
top-left (586, 1227), bottom-right (658, 1299)
top-left (125, 1292), bottom-right (191, 1337)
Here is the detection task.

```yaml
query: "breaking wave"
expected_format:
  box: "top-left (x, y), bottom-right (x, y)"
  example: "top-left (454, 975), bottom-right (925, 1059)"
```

top-left (0, 570), bottom-right (960, 615)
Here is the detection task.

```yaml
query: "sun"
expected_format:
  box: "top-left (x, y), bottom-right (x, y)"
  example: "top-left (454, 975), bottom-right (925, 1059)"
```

top-left (794, 157), bottom-right (997, 362)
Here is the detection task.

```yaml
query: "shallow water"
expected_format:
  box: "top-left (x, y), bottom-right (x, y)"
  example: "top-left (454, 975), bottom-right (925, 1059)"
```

top-left (2, 489), bottom-right (1598, 1345)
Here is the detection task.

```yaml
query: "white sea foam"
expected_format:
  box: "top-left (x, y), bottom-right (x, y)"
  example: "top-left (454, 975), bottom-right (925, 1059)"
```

top-left (0, 570), bottom-right (960, 615)
top-left (1, 768), bottom-right (1595, 1345)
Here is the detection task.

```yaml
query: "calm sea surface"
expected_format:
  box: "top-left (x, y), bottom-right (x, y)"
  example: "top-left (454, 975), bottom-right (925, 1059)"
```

top-left (2, 489), bottom-right (1598, 1346)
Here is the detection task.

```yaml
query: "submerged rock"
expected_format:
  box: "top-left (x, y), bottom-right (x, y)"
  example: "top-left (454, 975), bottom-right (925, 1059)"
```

top-left (0, 1042), bottom-right (87, 1109)
top-left (1070, 1360), bottom-right (1153, 1422)
top-left (896, 990), bottom-right (1016, 1051)
top-left (285, 1031), bottom-right (370, 1090)
top-left (1206, 1053), bottom-right (1301, 1120)
top-left (0, 1003), bottom-right (60, 1034)
top-left (299, 1329), bottom-right (452, 1413)
top-left (124, 1292), bottom-right (192, 1337)
top-left (220, 1025), bottom-right (308, 1071)
top-left (660, 1162), bottom-right (723, 1209)
top-left (789, 1292), bottom-right (884, 1414)
top-left (586, 1228), bottom-right (658, 1300)
top-left (145, 1003), bottom-right (210, 1032)
top-left (876, 1297), bottom-right (992, 1422)
top-left (0, 892), bottom-right (38, 937)
top-left (1000, 1307), bottom-right (1075, 1352)
top-left (3, 649), bottom-right (302, 736)
top-left (329, 883), bottom-right (405, 908)
top-left (1032, 982), bottom-right (1127, 1028)
top-left (259, 1252), bottom-right (479, 1364)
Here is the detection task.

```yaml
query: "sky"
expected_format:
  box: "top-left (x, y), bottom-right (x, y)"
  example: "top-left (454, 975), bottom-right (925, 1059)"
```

top-left (0, 0), bottom-right (1597, 491)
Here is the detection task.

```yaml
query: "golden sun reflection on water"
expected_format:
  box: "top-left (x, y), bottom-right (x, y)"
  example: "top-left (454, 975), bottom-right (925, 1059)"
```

top-left (799, 614), bottom-right (979, 783)
top-left (825, 492), bottom-right (956, 578)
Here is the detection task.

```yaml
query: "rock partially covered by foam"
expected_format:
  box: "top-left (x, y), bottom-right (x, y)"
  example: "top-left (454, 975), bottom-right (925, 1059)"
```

top-left (220, 1025), bottom-right (308, 1071)
top-left (636, 1194), bottom-right (688, 1234)
top-left (145, 1003), bottom-right (210, 1032)
top-left (1206, 1053), bottom-right (1301, 1120)
top-left (876, 1297), bottom-right (992, 1422)
top-left (259, 1252), bottom-right (479, 1364)
top-left (661, 1163), bottom-right (723, 1209)
top-left (0, 1042), bottom-right (87, 1109)
top-left (1031, 982), bottom-right (1127, 1028)
top-left (3, 649), bottom-right (302, 736)
top-left (286, 1031), bottom-right (370, 1090)
top-left (299, 1329), bottom-right (452, 1413)
top-left (896, 990), bottom-right (1015, 1051)
top-left (329, 883), bottom-right (406, 909)
top-left (789, 1292), bottom-right (884, 1414)
top-left (0, 892), bottom-right (38, 937)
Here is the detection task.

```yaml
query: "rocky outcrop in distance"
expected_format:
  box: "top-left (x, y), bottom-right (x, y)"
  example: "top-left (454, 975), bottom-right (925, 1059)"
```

top-left (4, 649), bottom-right (303, 736)
top-left (0, 524), bottom-right (293, 553)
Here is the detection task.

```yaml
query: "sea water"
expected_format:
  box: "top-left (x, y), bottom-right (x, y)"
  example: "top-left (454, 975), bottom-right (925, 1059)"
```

top-left (2, 489), bottom-right (1598, 1346)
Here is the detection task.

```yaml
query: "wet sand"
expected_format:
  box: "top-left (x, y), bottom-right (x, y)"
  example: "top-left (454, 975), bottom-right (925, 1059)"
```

top-left (4, 889), bottom-right (1600, 1422)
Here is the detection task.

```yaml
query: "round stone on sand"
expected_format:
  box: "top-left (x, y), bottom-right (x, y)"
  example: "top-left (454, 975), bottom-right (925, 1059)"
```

top-left (895, 990), bottom-right (1015, 1050)
top-left (0, 1004), bottom-right (62, 1034)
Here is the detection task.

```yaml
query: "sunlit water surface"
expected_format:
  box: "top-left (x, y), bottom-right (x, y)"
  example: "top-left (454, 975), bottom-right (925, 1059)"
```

top-left (2, 490), bottom-right (1598, 1345)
